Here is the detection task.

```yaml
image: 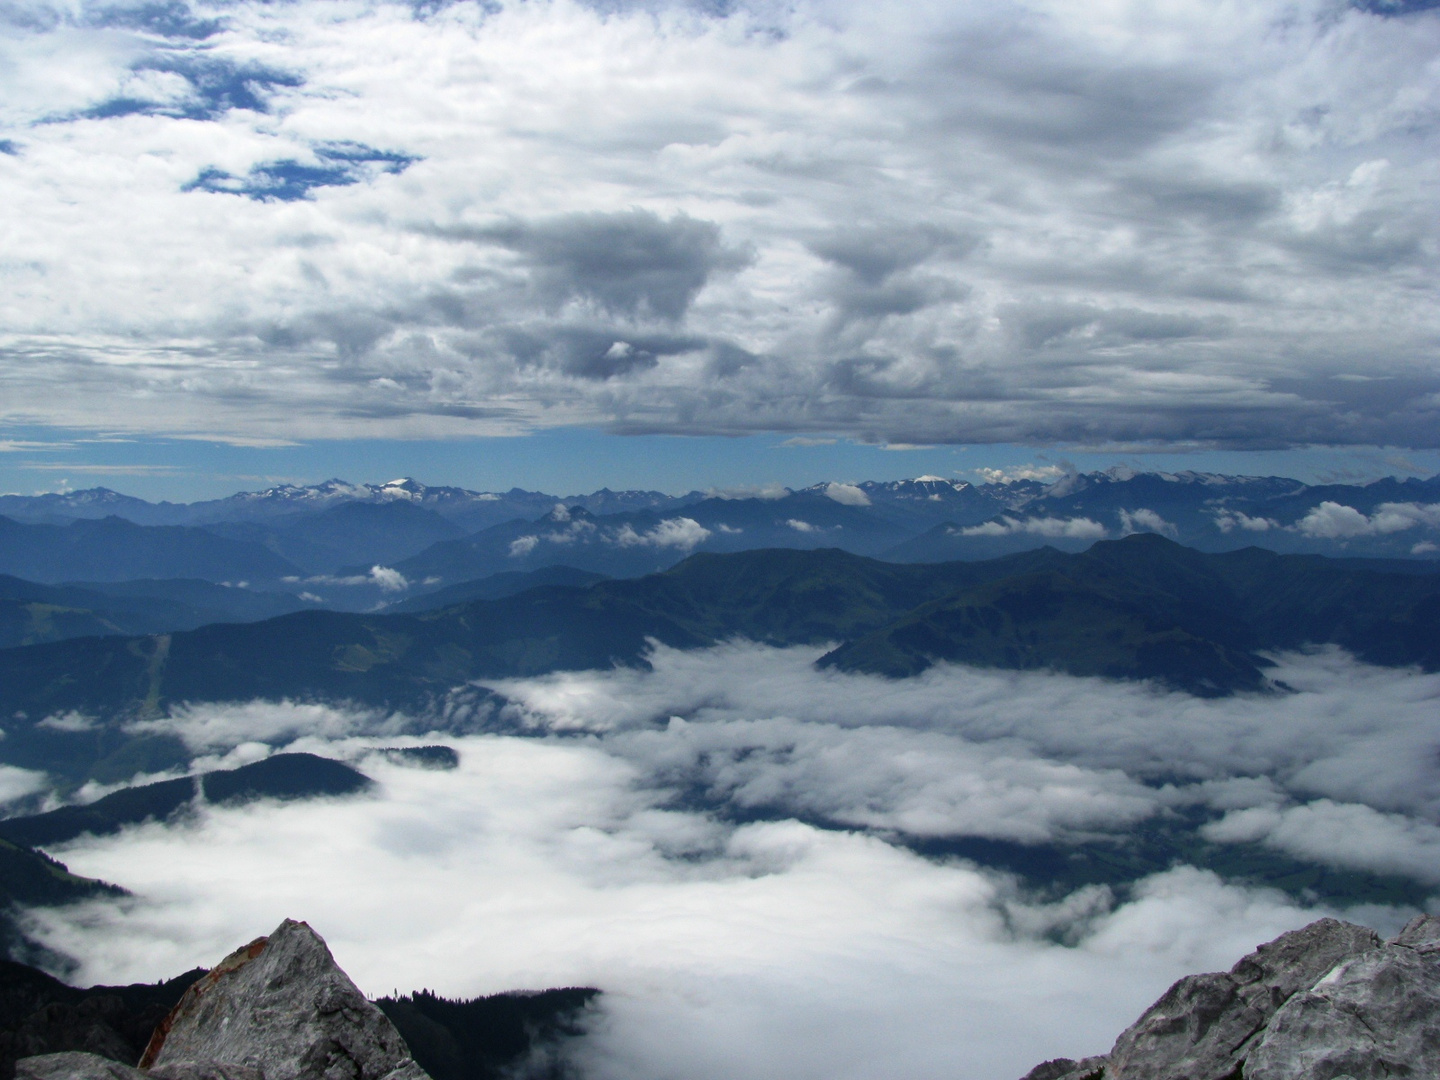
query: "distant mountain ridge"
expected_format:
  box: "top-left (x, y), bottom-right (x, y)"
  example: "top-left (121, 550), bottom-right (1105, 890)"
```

top-left (0, 469), bottom-right (1434, 625)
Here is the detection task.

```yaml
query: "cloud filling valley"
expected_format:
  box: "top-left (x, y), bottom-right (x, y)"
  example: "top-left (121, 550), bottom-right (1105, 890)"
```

top-left (20, 643), bottom-right (1440, 1080)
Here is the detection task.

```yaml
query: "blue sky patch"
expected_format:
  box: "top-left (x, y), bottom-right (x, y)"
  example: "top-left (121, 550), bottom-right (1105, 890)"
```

top-left (184, 143), bottom-right (420, 201)
top-left (88, 1), bottom-right (224, 40)
top-left (78, 54), bottom-right (302, 122)
top-left (1353, 0), bottom-right (1440, 11)
top-left (0, 140), bottom-right (20, 156)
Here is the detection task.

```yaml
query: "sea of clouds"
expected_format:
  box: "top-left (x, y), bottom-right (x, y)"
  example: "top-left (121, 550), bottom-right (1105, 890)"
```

top-left (20, 644), bottom-right (1440, 1080)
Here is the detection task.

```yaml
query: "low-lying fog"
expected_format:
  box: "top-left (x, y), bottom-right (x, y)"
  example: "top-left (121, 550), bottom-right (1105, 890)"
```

top-left (22, 644), bottom-right (1440, 1080)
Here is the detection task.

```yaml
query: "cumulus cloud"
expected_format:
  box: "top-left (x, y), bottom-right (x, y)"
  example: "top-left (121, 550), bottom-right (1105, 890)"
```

top-left (283, 567), bottom-right (412, 591)
top-left (614, 517), bottom-right (712, 550)
top-left (0, 0), bottom-right (1437, 448)
top-left (37, 711), bottom-right (95, 733)
top-left (960, 516), bottom-right (1108, 539)
top-left (974, 465), bottom-right (1067, 484)
top-left (823, 482), bottom-right (870, 506)
top-left (1213, 510), bottom-right (1278, 533)
top-left (1118, 508), bottom-right (1177, 536)
top-left (510, 514), bottom-right (711, 555)
top-left (0, 763), bottom-right (50, 807)
top-left (1293, 500), bottom-right (1440, 539)
top-left (1203, 800), bottom-right (1440, 885)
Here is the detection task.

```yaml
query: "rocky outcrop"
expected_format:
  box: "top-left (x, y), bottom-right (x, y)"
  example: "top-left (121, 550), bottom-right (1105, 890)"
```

top-left (15, 1054), bottom-right (260, 1080)
top-left (16, 921), bottom-right (430, 1080)
top-left (140, 920), bottom-right (427, 1080)
top-left (16, 1051), bottom-right (146, 1080)
top-left (1021, 914), bottom-right (1440, 1080)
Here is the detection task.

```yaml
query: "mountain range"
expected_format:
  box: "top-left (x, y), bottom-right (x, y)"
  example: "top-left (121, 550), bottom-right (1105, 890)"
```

top-left (0, 535), bottom-right (1435, 787)
top-left (0, 470), bottom-right (1434, 636)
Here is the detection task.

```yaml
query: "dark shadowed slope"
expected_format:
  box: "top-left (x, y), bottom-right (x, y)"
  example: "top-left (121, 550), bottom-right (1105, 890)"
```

top-left (0, 961), bottom-right (203, 1079)
top-left (0, 517), bottom-right (302, 584)
top-left (385, 566), bottom-right (608, 614)
top-left (0, 576), bottom-right (308, 649)
top-left (0, 754), bottom-right (372, 849)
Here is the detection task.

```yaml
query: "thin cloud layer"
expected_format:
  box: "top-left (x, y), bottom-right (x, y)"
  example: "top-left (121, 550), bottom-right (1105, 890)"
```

top-left (487, 644), bottom-right (1440, 852)
top-left (0, 0), bottom-right (1436, 447)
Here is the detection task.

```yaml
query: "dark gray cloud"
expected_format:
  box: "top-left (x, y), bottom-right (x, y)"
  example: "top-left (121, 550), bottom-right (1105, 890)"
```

top-left (471, 210), bottom-right (751, 321)
top-left (500, 325), bottom-right (705, 380)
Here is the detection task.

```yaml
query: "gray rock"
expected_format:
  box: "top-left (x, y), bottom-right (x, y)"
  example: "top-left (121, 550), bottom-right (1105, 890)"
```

top-left (1018, 1056), bottom-right (1107, 1080)
top-left (1390, 913), bottom-right (1440, 956)
top-left (1101, 918), bottom-right (1380, 1080)
top-left (1245, 941), bottom-right (1440, 1080)
top-left (149, 1062), bottom-right (265, 1080)
top-left (141, 920), bottom-right (429, 1080)
top-left (16, 1051), bottom-right (148, 1080)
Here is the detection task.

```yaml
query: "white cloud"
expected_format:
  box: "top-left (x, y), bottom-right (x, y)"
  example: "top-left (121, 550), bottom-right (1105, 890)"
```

top-left (614, 517), bottom-right (712, 550)
top-left (1203, 800), bottom-right (1440, 885)
top-left (786, 519), bottom-right (819, 532)
top-left (1213, 510), bottom-right (1278, 533)
top-left (0, 1), bottom-right (1435, 449)
top-left (485, 641), bottom-right (1440, 827)
top-left (823, 482), bottom-right (870, 506)
top-left (125, 700), bottom-right (400, 753)
top-left (509, 534), bottom-right (540, 557)
top-left (368, 565), bottom-right (409, 592)
top-left (974, 465), bottom-right (1066, 484)
top-left (37, 711), bottom-right (96, 733)
top-left (18, 643), bottom-right (1440, 1079)
top-left (286, 567), bottom-right (414, 590)
top-left (0, 763), bottom-right (50, 806)
top-left (1293, 501), bottom-right (1440, 539)
top-left (21, 733), bottom-right (1333, 1080)
top-left (961, 516), bottom-right (1108, 539)
top-left (708, 484), bottom-right (791, 501)
top-left (1118, 508), bottom-right (1177, 536)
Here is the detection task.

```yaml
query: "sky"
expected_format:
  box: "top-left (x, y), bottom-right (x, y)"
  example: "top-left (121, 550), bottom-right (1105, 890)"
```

top-left (21, 644), bottom-right (1440, 1080)
top-left (2, 0), bottom-right (1439, 500)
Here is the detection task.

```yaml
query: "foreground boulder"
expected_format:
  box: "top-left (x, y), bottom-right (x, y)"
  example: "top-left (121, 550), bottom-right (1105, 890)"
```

top-left (140, 920), bottom-right (427, 1080)
top-left (1022, 914), bottom-right (1440, 1080)
top-left (16, 920), bottom-right (429, 1080)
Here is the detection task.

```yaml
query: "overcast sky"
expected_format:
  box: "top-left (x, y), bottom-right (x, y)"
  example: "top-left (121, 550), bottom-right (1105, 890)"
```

top-left (1, 0), bottom-right (1438, 495)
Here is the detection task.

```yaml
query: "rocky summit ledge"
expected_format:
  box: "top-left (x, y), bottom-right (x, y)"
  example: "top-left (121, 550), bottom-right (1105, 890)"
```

top-left (16, 920), bottom-right (429, 1080)
top-left (1022, 914), bottom-right (1440, 1080)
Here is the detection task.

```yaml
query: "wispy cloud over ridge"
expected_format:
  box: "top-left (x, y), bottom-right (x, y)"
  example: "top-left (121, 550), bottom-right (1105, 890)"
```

top-left (0, 0), bottom-right (1434, 446)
